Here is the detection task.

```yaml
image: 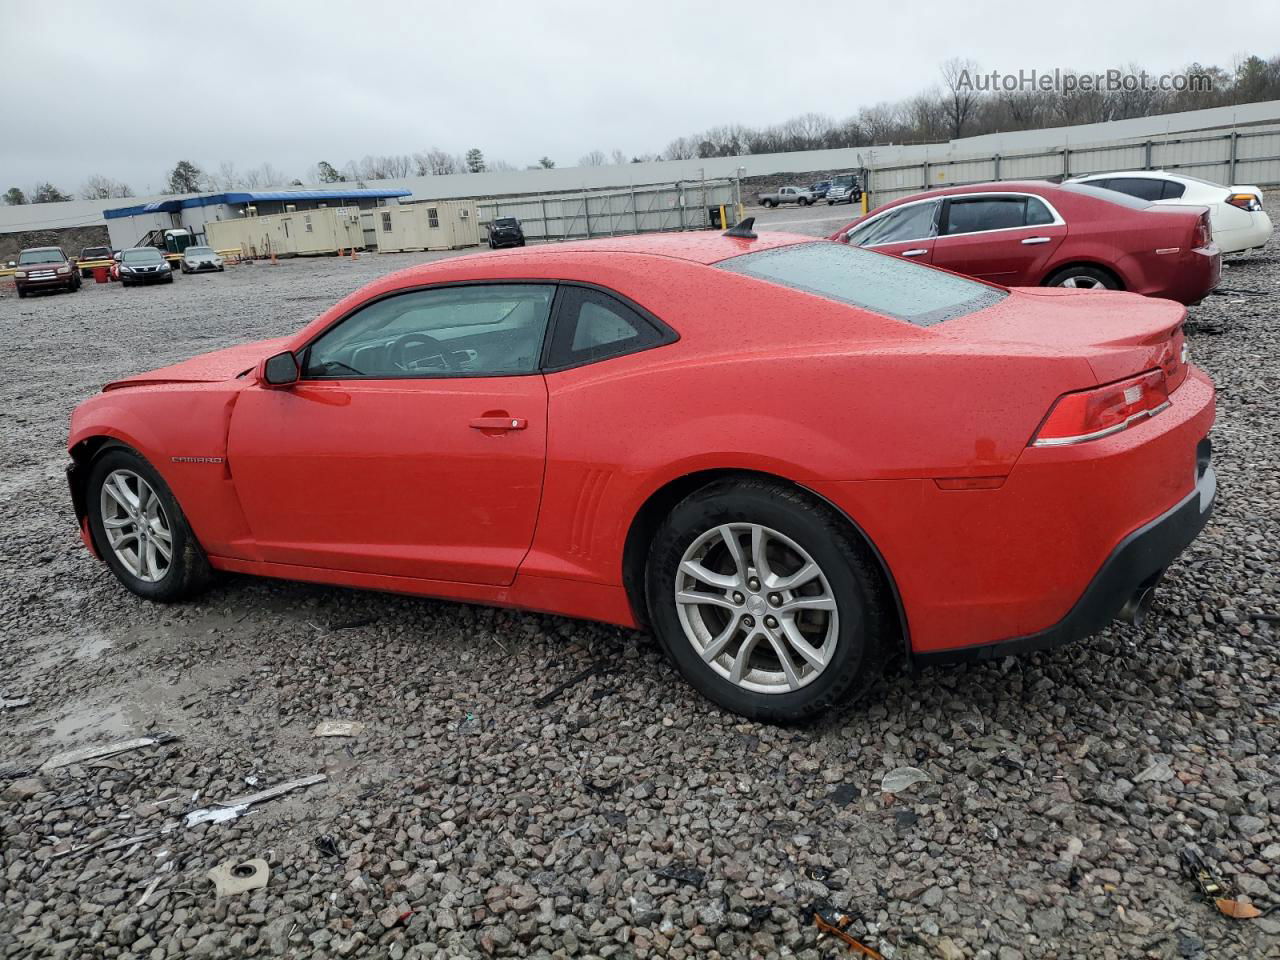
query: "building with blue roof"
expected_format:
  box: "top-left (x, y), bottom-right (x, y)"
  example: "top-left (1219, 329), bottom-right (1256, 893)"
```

top-left (102, 188), bottom-right (411, 250)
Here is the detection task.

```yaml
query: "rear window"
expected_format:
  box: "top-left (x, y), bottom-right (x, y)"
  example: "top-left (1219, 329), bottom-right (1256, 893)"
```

top-left (1060, 182), bottom-right (1152, 210)
top-left (718, 242), bottom-right (1005, 327)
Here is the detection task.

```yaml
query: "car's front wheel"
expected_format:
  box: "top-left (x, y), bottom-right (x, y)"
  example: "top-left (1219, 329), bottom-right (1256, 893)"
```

top-left (646, 478), bottom-right (886, 722)
top-left (87, 447), bottom-right (212, 602)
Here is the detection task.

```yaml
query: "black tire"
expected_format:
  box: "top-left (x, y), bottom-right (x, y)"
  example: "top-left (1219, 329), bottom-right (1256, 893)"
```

top-left (762, 199), bottom-right (775, 208)
top-left (827, 200), bottom-right (835, 206)
top-left (86, 447), bottom-right (212, 602)
top-left (1046, 265), bottom-right (1120, 291)
top-left (17, 288), bottom-right (26, 299)
top-left (645, 478), bottom-right (887, 723)
top-left (165, 274), bottom-right (174, 284)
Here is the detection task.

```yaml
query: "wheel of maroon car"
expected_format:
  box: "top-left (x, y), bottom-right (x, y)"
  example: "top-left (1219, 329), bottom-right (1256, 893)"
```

top-left (646, 478), bottom-right (886, 722)
top-left (86, 447), bottom-right (211, 602)
top-left (1047, 265), bottom-right (1119, 291)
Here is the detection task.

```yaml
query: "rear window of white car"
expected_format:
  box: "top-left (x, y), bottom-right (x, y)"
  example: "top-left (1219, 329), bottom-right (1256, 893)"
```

top-left (718, 242), bottom-right (1006, 326)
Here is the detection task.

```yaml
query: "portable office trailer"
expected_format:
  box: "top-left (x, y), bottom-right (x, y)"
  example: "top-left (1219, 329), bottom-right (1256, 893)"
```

top-left (375, 201), bottom-right (480, 252)
top-left (205, 206), bottom-right (365, 257)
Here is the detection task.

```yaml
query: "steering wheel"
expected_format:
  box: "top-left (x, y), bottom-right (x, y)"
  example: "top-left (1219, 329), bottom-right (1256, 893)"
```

top-left (390, 333), bottom-right (453, 372)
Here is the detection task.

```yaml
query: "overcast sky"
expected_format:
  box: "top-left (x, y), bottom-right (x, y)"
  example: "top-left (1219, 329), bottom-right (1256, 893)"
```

top-left (2, 0), bottom-right (1277, 195)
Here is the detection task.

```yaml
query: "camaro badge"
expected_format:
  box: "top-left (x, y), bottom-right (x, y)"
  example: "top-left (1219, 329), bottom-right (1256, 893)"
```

top-left (171, 456), bottom-right (224, 464)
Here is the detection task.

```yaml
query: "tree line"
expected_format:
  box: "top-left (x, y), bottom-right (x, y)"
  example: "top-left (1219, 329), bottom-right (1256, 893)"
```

top-left (6, 52), bottom-right (1277, 206)
top-left (660, 54), bottom-right (1280, 159)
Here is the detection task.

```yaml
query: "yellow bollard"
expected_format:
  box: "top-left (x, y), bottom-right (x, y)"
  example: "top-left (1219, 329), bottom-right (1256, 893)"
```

top-left (861, 191), bottom-right (869, 216)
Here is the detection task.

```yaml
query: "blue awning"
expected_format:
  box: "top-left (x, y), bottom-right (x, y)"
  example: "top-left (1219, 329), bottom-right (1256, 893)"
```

top-left (104, 188), bottom-right (411, 219)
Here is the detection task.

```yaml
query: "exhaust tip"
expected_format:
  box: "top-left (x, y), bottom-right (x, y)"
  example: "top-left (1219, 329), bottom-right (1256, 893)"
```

top-left (1118, 573), bottom-right (1164, 627)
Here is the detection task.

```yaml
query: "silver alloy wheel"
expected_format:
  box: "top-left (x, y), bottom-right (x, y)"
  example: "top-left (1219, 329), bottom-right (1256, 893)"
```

top-left (1058, 275), bottom-right (1104, 289)
top-left (99, 469), bottom-right (173, 583)
top-left (674, 523), bottom-right (840, 695)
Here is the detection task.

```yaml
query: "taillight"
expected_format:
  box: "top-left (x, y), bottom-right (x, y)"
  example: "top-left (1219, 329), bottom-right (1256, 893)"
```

top-left (1194, 212), bottom-right (1213, 248)
top-left (1227, 192), bottom-right (1263, 213)
top-left (1032, 369), bottom-right (1171, 447)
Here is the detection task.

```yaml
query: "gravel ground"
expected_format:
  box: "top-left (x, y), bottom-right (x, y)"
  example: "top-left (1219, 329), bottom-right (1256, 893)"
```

top-left (0, 227), bottom-right (1277, 960)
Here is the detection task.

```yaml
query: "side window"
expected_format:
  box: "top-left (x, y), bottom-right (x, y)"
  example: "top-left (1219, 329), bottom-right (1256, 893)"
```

top-left (1105, 178), bottom-right (1165, 202)
top-left (546, 287), bottom-right (671, 368)
top-left (427, 208), bottom-right (440, 228)
top-left (380, 211), bottom-right (392, 232)
top-left (1161, 180), bottom-right (1187, 200)
top-left (848, 200), bottom-right (939, 246)
top-left (1025, 197), bottom-right (1055, 226)
top-left (942, 197), bottom-right (1027, 235)
top-left (303, 284), bottom-right (555, 379)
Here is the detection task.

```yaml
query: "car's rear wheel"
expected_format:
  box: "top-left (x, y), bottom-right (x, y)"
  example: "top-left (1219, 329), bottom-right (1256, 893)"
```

top-left (1047, 265), bottom-right (1119, 291)
top-left (646, 478), bottom-right (886, 722)
top-left (87, 448), bottom-right (212, 602)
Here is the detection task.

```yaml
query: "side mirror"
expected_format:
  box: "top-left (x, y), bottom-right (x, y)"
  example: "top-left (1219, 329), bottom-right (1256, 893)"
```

top-left (262, 351), bottom-right (300, 387)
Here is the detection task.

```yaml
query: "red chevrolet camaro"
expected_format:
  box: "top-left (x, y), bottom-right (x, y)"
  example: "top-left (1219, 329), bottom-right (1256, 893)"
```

top-left (831, 180), bottom-right (1221, 305)
top-left (67, 227), bottom-right (1217, 721)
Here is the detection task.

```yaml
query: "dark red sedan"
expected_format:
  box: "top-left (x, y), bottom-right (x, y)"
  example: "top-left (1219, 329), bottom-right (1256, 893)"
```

top-left (67, 228), bottom-right (1216, 721)
top-left (831, 181), bottom-right (1220, 305)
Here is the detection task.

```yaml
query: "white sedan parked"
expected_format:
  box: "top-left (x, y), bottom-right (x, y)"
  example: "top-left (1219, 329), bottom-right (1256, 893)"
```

top-left (1068, 171), bottom-right (1271, 257)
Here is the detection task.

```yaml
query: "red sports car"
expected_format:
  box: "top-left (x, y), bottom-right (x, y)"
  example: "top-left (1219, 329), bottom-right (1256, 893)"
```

top-left (830, 180), bottom-right (1221, 305)
top-left (67, 227), bottom-right (1216, 721)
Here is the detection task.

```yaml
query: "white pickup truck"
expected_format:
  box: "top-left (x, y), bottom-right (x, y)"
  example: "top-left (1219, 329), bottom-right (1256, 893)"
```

top-left (756, 186), bottom-right (815, 208)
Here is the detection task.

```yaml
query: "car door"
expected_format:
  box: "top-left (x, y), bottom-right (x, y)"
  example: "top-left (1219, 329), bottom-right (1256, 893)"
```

top-left (226, 282), bottom-right (556, 586)
top-left (845, 198), bottom-right (941, 263)
top-left (930, 194), bottom-right (1067, 283)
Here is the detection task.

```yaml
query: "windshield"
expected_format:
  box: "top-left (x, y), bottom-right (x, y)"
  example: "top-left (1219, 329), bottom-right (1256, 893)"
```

top-left (832, 175), bottom-right (857, 187)
top-left (83, 247), bottom-right (110, 257)
top-left (18, 249), bottom-right (64, 264)
top-left (123, 249), bottom-right (163, 263)
top-left (718, 241), bottom-right (1005, 327)
top-left (494, 218), bottom-right (518, 228)
top-left (186, 246), bottom-right (214, 255)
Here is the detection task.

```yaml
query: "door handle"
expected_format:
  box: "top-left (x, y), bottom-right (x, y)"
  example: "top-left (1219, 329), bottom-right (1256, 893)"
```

top-left (470, 416), bottom-right (527, 431)
top-left (902, 248), bottom-right (928, 257)
top-left (1021, 236), bottom-right (1052, 245)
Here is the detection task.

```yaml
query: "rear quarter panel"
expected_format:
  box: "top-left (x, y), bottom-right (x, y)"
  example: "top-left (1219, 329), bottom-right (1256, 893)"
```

top-left (518, 259), bottom-right (1096, 588)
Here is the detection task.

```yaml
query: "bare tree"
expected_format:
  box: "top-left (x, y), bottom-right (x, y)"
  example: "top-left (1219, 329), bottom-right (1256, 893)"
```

top-left (940, 57), bottom-right (981, 139)
top-left (578, 150), bottom-right (607, 167)
top-left (80, 175), bottom-right (134, 200)
top-left (663, 136), bottom-right (696, 160)
top-left (416, 147), bottom-right (461, 176)
top-left (610, 148), bottom-right (628, 165)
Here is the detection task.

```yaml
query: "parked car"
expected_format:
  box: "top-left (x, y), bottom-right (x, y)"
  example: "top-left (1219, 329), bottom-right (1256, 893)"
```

top-left (809, 180), bottom-right (832, 199)
top-left (117, 247), bottom-right (174, 286)
top-left (13, 246), bottom-right (81, 298)
top-left (67, 229), bottom-right (1215, 721)
top-left (757, 186), bottom-right (814, 208)
top-left (831, 181), bottom-right (1220, 305)
top-left (1068, 171), bottom-right (1271, 257)
top-left (487, 217), bottom-right (525, 249)
top-left (826, 173), bottom-right (862, 205)
top-left (180, 245), bottom-right (224, 274)
top-left (78, 245), bottom-right (113, 278)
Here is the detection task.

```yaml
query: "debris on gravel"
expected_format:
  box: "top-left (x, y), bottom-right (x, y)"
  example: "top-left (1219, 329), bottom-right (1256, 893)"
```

top-left (1, 224), bottom-right (1277, 958)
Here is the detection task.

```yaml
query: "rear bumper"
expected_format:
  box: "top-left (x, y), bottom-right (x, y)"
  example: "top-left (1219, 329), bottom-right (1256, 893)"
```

top-left (1141, 246), bottom-right (1220, 304)
top-left (914, 439), bottom-right (1215, 666)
